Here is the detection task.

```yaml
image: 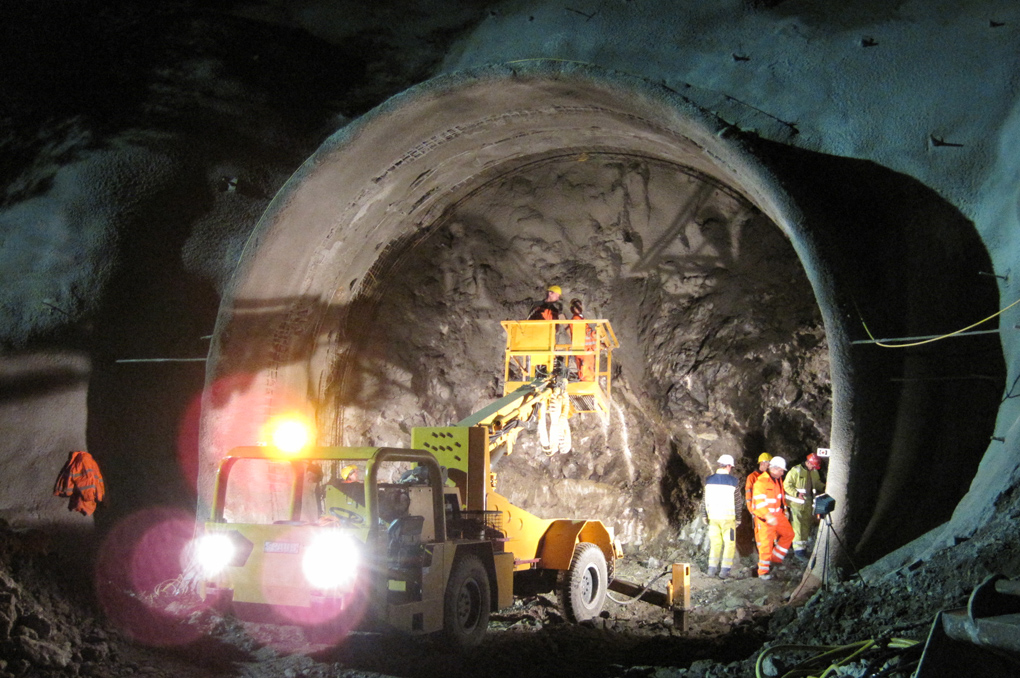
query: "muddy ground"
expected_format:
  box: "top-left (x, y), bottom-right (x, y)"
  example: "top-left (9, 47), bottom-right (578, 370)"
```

top-left (0, 521), bottom-right (786, 678)
top-left (10, 511), bottom-right (1019, 678)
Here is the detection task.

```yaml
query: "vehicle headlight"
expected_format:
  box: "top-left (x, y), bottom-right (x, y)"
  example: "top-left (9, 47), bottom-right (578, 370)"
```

top-left (195, 533), bottom-right (236, 576)
top-left (303, 531), bottom-right (360, 590)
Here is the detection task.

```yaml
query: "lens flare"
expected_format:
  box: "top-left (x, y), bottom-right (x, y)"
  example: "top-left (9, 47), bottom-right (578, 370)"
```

top-left (267, 415), bottom-right (314, 455)
top-left (95, 507), bottom-right (203, 647)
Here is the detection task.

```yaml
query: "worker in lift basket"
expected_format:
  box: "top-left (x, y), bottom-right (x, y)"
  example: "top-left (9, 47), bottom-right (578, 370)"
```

top-left (569, 298), bottom-right (596, 381)
top-left (528, 284), bottom-right (566, 320)
top-left (751, 456), bottom-right (794, 580)
top-left (527, 284), bottom-right (567, 379)
top-left (702, 454), bottom-right (742, 578)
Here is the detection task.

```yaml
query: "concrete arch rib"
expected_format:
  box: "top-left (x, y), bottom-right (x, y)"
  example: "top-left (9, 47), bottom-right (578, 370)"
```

top-left (197, 67), bottom-right (828, 524)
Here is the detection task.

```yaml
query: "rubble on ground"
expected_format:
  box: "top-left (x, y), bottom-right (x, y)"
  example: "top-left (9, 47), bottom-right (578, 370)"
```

top-left (2, 507), bottom-right (1019, 677)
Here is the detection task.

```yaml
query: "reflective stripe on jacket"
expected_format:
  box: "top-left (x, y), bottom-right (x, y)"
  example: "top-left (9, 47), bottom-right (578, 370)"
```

top-left (783, 464), bottom-right (825, 507)
top-left (571, 313), bottom-right (597, 349)
top-left (751, 472), bottom-right (787, 521)
top-left (54, 451), bottom-right (106, 516)
top-left (703, 470), bottom-right (742, 522)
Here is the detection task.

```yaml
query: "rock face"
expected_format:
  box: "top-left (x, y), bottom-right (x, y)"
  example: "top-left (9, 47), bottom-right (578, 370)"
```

top-left (338, 153), bottom-right (829, 546)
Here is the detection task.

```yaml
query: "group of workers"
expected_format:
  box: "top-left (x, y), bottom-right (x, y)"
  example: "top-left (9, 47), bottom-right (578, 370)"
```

top-left (702, 451), bottom-right (825, 580)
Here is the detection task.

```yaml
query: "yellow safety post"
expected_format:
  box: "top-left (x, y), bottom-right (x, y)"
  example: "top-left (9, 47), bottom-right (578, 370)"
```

top-left (666, 562), bottom-right (691, 632)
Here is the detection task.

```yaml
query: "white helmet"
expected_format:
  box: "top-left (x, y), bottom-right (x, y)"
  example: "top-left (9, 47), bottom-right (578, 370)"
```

top-left (769, 456), bottom-right (787, 471)
top-left (717, 454), bottom-right (735, 467)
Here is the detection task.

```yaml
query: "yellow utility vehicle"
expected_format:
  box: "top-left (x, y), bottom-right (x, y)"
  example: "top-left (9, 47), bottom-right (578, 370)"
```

top-left (196, 318), bottom-right (686, 646)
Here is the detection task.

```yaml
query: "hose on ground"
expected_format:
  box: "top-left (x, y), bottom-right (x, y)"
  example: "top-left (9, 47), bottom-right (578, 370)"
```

top-left (755, 637), bottom-right (920, 678)
top-left (606, 566), bottom-right (673, 606)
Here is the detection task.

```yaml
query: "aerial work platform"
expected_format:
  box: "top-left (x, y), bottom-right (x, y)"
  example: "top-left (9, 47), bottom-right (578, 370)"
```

top-left (500, 319), bottom-right (619, 423)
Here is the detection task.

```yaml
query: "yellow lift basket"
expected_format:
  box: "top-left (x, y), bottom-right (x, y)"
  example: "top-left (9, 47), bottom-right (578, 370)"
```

top-left (501, 319), bottom-right (619, 423)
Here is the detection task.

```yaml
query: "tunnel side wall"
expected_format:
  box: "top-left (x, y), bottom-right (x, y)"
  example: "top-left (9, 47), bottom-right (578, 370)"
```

top-left (939, 97), bottom-right (1020, 545)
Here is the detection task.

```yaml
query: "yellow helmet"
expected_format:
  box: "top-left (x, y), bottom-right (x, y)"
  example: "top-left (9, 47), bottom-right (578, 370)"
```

top-left (340, 465), bottom-right (358, 480)
top-left (547, 285), bottom-right (562, 295)
top-left (757, 453), bottom-right (772, 463)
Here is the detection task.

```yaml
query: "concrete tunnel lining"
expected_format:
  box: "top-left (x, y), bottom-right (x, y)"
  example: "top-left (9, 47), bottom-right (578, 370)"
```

top-left (199, 68), bottom-right (834, 539)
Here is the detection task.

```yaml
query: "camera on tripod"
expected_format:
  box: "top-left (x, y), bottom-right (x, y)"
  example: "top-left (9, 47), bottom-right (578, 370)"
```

top-left (813, 493), bottom-right (835, 518)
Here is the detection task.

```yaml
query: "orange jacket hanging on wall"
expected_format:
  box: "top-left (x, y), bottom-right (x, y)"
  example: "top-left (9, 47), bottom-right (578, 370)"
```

top-left (53, 450), bottom-right (106, 516)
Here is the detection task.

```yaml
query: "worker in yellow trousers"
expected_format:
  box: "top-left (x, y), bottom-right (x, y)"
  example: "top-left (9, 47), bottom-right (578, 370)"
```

top-left (702, 454), bottom-right (742, 578)
top-left (784, 453), bottom-right (825, 559)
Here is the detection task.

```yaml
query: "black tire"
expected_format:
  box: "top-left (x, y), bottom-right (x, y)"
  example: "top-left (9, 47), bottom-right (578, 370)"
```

top-left (443, 553), bottom-right (491, 649)
top-left (557, 542), bottom-right (608, 623)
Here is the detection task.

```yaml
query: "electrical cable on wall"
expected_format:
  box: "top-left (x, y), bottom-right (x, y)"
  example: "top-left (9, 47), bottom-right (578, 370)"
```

top-left (857, 297), bottom-right (1020, 348)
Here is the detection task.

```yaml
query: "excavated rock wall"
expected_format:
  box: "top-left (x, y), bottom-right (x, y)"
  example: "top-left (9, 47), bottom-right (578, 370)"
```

top-left (336, 153), bottom-right (828, 547)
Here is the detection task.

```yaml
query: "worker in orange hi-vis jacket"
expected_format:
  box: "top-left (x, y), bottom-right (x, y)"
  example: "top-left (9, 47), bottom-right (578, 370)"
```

top-left (745, 452), bottom-right (772, 546)
top-left (750, 456), bottom-right (794, 580)
top-left (53, 450), bottom-right (106, 516)
top-left (569, 298), bottom-right (597, 381)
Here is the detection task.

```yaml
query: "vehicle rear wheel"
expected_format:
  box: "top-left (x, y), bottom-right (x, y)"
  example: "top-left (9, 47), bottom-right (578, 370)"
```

top-left (558, 542), bottom-right (608, 622)
top-left (443, 553), bottom-right (491, 649)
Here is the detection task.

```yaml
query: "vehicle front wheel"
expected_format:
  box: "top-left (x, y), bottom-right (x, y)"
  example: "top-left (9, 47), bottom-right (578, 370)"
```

top-left (557, 542), bottom-right (608, 623)
top-left (443, 553), bottom-right (491, 649)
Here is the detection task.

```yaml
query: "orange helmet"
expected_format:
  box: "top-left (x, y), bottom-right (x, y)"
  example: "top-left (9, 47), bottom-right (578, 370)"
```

top-left (806, 453), bottom-right (821, 470)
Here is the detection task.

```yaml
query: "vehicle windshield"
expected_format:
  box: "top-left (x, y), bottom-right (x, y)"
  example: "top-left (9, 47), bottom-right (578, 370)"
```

top-left (222, 458), bottom-right (366, 524)
top-left (219, 456), bottom-right (429, 524)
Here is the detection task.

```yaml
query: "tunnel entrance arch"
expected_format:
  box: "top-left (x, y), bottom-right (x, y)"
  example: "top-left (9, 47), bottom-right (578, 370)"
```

top-left (198, 66), bottom-right (881, 566)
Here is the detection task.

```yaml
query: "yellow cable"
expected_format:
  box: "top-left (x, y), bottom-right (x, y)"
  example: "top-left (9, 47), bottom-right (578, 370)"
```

top-left (818, 640), bottom-right (874, 678)
top-left (755, 638), bottom-right (919, 678)
top-left (861, 297), bottom-right (1020, 348)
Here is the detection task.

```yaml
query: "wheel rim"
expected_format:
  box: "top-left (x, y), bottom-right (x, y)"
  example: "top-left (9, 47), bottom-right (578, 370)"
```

top-left (457, 578), bottom-right (481, 629)
top-left (581, 564), bottom-right (599, 605)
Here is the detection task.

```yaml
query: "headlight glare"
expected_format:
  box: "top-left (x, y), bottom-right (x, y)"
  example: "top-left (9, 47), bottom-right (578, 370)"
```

top-left (303, 531), bottom-right (360, 590)
top-left (195, 533), bottom-right (236, 576)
